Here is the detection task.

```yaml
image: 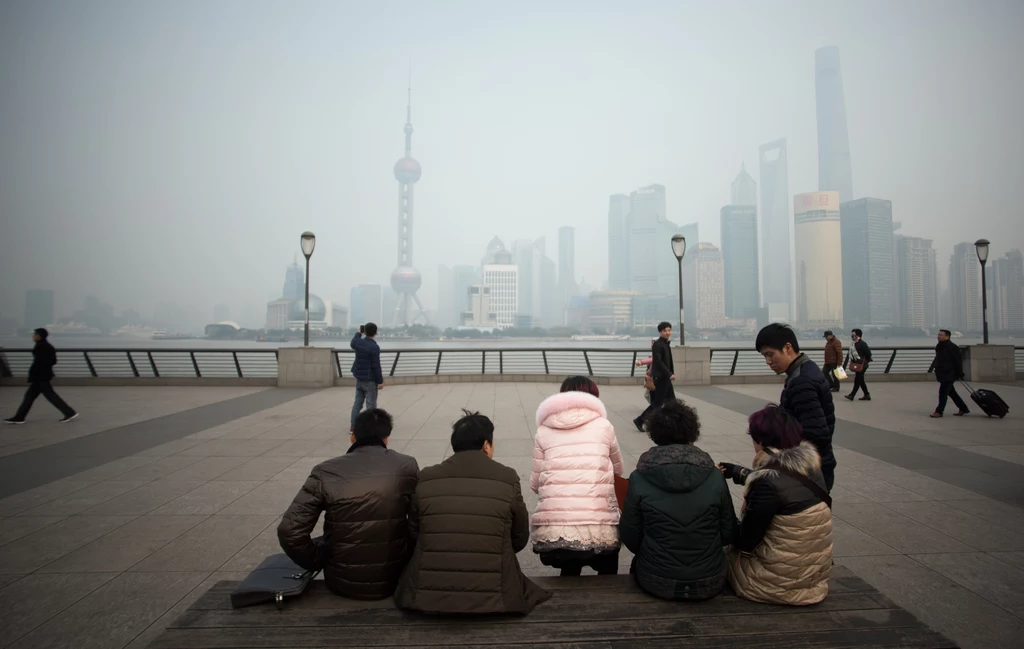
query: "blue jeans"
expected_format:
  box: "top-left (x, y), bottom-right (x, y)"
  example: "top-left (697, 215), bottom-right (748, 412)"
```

top-left (350, 380), bottom-right (378, 429)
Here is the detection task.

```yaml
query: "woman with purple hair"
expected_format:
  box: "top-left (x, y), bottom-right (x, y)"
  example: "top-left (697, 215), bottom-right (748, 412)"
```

top-left (718, 405), bottom-right (833, 605)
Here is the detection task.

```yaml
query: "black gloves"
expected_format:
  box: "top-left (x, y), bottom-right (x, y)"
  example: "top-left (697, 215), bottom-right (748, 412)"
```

top-left (718, 462), bottom-right (751, 485)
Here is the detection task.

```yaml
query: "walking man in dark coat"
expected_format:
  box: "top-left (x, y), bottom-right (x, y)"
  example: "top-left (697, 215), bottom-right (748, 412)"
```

top-left (4, 328), bottom-right (78, 425)
top-left (634, 321), bottom-right (675, 431)
top-left (845, 328), bottom-right (873, 401)
top-left (822, 330), bottom-right (843, 393)
top-left (930, 329), bottom-right (970, 418)
top-left (350, 323), bottom-right (384, 432)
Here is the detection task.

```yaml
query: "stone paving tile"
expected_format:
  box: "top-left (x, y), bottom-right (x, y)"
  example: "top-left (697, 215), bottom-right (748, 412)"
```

top-left (7, 571), bottom-right (209, 649)
top-left (20, 480), bottom-right (150, 516)
top-left (82, 479), bottom-right (204, 516)
top-left (913, 552), bottom-right (1024, 619)
top-left (0, 575), bottom-right (20, 590)
top-left (989, 551), bottom-right (1024, 571)
top-left (114, 455), bottom-right (205, 482)
top-left (160, 456), bottom-right (251, 482)
top-left (0, 515), bottom-right (65, 547)
top-left (177, 438), bottom-right (287, 457)
top-left (831, 518), bottom-right (900, 557)
top-left (39, 515), bottom-right (208, 573)
top-left (148, 481), bottom-right (262, 516)
top-left (0, 573), bottom-right (116, 648)
top-left (0, 515), bottom-right (137, 574)
top-left (217, 481), bottom-right (304, 516)
top-left (60, 456), bottom-right (160, 483)
top-left (832, 502), bottom-right (975, 554)
top-left (886, 501), bottom-right (1024, 552)
top-left (207, 455), bottom-right (300, 482)
top-left (944, 498), bottom-right (1024, 535)
top-left (129, 514), bottom-right (276, 572)
top-left (0, 479), bottom-right (95, 517)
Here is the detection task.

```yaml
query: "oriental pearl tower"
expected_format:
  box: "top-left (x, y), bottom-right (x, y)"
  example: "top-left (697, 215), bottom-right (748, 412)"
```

top-left (390, 83), bottom-right (429, 327)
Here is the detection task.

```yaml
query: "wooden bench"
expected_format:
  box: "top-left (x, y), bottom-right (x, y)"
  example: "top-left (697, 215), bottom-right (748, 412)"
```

top-left (148, 565), bottom-right (957, 648)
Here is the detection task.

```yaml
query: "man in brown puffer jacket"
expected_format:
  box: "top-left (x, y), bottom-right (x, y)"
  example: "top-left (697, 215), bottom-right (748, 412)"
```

top-left (394, 410), bottom-right (551, 615)
top-left (822, 330), bottom-right (843, 393)
top-left (277, 408), bottom-right (419, 599)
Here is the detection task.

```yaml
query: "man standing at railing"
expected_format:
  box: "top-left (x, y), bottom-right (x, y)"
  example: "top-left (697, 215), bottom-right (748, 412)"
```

top-left (350, 323), bottom-right (384, 432)
top-left (4, 328), bottom-right (78, 425)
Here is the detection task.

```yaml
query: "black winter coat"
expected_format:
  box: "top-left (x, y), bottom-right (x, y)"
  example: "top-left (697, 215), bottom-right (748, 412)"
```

top-left (277, 444), bottom-right (419, 599)
top-left (650, 337), bottom-right (674, 382)
top-left (350, 332), bottom-right (384, 384)
top-left (28, 339), bottom-right (58, 383)
top-left (619, 444), bottom-right (738, 600)
top-left (933, 340), bottom-right (964, 383)
top-left (780, 355), bottom-right (836, 477)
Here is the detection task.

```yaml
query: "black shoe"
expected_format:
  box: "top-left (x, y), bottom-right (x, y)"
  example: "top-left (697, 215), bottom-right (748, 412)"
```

top-left (633, 417), bottom-right (644, 432)
top-left (3, 418), bottom-right (26, 425)
top-left (831, 388), bottom-right (840, 392)
top-left (859, 395), bottom-right (871, 401)
top-left (59, 413), bottom-right (79, 423)
top-left (844, 394), bottom-right (854, 401)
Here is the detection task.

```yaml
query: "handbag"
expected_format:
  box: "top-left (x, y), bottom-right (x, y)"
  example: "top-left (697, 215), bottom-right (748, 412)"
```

top-left (833, 366), bottom-right (848, 381)
top-left (231, 553), bottom-right (321, 608)
top-left (642, 371), bottom-right (655, 391)
top-left (849, 360), bottom-right (865, 373)
top-left (614, 475), bottom-right (629, 510)
top-left (772, 466), bottom-right (832, 509)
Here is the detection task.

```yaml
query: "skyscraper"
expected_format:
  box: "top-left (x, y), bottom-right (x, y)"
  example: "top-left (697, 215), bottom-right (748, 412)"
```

top-left (607, 194), bottom-right (631, 290)
top-left (815, 46), bottom-right (854, 203)
top-left (794, 191), bottom-right (844, 326)
top-left (720, 206), bottom-right (760, 318)
top-left (894, 235), bottom-right (939, 329)
top-left (452, 265), bottom-right (480, 324)
top-left (25, 289), bottom-right (54, 329)
top-left (840, 198), bottom-right (895, 326)
top-left (390, 83), bottom-right (428, 326)
top-left (759, 139), bottom-right (792, 320)
top-left (730, 164), bottom-right (757, 206)
top-left (350, 284), bottom-right (383, 326)
top-left (437, 265), bottom-right (454, 329)
top-left (483, 264), bottom-right (518, 329)
top-left (696, 243), bottom-right (726, 330)
top-left (512, 238), bottom-right (545, 324)
top-left (949, 242), bottom-right (982, 333)
top-left (992, 250), bottom-right (1024, 331)
top-left (679, 222), bottom-right (699, 332)
top-left (558, 226), bottom-right (578, 307)
top-left (627, 184), bottom-right (666, 294)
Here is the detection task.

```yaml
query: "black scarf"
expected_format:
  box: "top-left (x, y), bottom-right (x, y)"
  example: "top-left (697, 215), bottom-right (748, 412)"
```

top-left (347, 437), bottom-right (387, 454)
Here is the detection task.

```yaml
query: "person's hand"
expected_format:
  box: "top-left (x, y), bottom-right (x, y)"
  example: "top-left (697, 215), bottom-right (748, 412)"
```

top-left (717, 462), bottom-right (750, 485)
top-left (635, 360), bottom-right (643, 367)
top-left (669, 374), bottom-right (676, 381)
top-left (377, 384), bottom-right (384, 391)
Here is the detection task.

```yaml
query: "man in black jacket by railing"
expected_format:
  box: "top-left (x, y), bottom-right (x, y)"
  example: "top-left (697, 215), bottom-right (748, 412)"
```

top-left (931, 329), bottom-right (970, 418)
top-left (634, 321), bottom-right (676, 431)
top-left (4, 328), bottom-right (78, 425)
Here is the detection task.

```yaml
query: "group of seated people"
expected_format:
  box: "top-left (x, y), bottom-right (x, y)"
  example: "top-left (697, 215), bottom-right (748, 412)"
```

top-left (277, 375), bottom-right (833, 614)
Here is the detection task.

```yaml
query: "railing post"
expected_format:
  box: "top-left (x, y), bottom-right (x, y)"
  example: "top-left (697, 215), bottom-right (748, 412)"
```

top-left (147, 351), bottom-right (159, 377)
top-left (390, 352), bottom-right (400, 377)
top-left (335, 352), bottom-right (343, 378)
top-left (730, 350), bottom-right (739, 376)
top-left (884, 350), bottom-right (897, 374)
top-left (0, 351), bottom-right (11, 378)
top-left (190, 351), bottom-right (201, 377)
top-left (232, 352), bottom-right (243, 378)
top-left (84, 351), bottom-right (97, 377)
top-left (127, 351), bottom-right (140, 378)
top-left (583, 350), bottom-right (593, 376)
top-left (481, 351), bottom-right (486, 374)
top-left (435, 351), bottom-right (442, 375)
top-left (499, 351), bottom-right (504, 375)
top-left (542, 350), bottom-right (549, 374)
top-left (630, 351), bottom-right (637, 377)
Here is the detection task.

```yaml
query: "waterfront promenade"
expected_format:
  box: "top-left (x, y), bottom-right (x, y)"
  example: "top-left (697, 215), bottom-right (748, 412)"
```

top-left (0, 381), bottom-right (1022, 648)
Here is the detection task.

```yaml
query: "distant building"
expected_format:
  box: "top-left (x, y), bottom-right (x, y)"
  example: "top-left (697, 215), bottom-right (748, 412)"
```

top-left (330, 302), bottom-right (349, 329)
top-left (794, 191), bottom-right (844, 326)
top-left (512, 238), bottom-right (544, 321)
top-left (266, 262), bottom-right (327, 330)
top-left (816, 46), bottom-right (854, 203)
top-left (894, 235), bottom-right (939, 329)
top-left (437, 265), bottom-right (454, 329)
top-left (992, 250), bottom-right (1024, 331)
top-left (266, 300), bottom-right (290, 331)
top-left (730, 164), bottom-right (757, 206)
top-left (607, 194), bottom-right (631, 290)
top-left (462, 285), bottom-right (497, 328)
top-left (679, 222), bottom-right (699, 332)
top-left (627, 184), bottom-right (666, 295)
top-left (840, 198), bottom-right (894, 326)
top-left (541, 255), bottom-right (559, 327)
top-left (588, 290), bottom-right (640, 333)
top-left (759, 139), bottom-right (792, 320)
top-left (696, 243), bottom-right (726, 330)
top-left (558, 226), bottom-right (578, 313)
top-left (483, 264), bottom-right (518, 329)
top-left (948, 242), bottom-right (982, 333)
top-left (453, 265), bottom-right (481, 323)
top-left (25, 289), bottom-right (54, 329)
top-left (720, 206), bottom-right (760, 318)
top-left (350, 284), bottom-right (383, 326)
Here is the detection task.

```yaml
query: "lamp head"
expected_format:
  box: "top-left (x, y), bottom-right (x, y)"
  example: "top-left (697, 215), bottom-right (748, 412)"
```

top-left (974, 238), bottom-right (990, 264)
top-left (300, 231), bottom-right (316, 259)
top-left (671, 234), bottom-right (686, 261)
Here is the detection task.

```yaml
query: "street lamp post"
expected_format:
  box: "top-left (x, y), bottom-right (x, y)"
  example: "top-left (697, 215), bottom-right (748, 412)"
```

top-left (300, 231), bottom-right (316, 346)
top-left (671, 235), bottom-right (687, 346)
top-left (975, 238), bottom-right (990, 345)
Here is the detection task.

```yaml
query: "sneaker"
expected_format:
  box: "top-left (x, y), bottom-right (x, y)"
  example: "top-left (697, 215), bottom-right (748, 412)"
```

top-left (954, 410), bottom-right (969, 417)
top-left (859, 395), bottom-right (871, 401)
top-left (3, 418), bottom-right (25, 425)
top-left (633, 417), bottom-right (644, 432)
top-left (930, 412), bottom-right (943, 418)
top-left (59, 413), bottom-right (79, 423)
top-left (844, 394), bottom-right (854, 401)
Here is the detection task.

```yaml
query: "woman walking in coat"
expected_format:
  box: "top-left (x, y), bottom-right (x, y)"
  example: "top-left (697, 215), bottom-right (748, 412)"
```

top-left (719, 405), bottom-right (833, 606)
top-left (620, 399), bottom-right (738, 600)
top-left (531, 376), bottom-right (625, 576)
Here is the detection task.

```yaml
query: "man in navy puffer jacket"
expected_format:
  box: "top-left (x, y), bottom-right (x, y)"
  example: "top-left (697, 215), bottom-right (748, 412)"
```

top-left (350, 323), bottom-right (384, 431)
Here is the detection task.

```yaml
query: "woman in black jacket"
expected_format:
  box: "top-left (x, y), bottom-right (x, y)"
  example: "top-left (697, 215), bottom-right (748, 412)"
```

top-left (4, 329), bottom-right (77, 424)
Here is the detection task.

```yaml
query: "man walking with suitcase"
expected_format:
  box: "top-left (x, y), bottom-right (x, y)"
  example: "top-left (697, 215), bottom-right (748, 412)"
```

top-left (930, 329), bottom-right (969, 418)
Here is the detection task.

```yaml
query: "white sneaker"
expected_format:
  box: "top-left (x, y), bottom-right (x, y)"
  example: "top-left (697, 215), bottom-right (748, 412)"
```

top-left (59, 413), bottom-right (79, 423)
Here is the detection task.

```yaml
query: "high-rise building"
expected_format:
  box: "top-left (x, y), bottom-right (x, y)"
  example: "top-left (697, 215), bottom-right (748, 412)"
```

top-left (815, 46), bottom-right (854, 203)
top-left (512, 238), bottom-right (545, 321)
top-left (282, 260), bottom-right (303, 300)
top-left (992, 250), bottom-right (1024, 331)
top-left (894, 235), bottom-right (939, 329)
top-left (437, 265), bottom-right (454, 329)
top-left (730, 164), bottom-right (757, 206)
top-left (329, 302), bottom-right (349, 329)
top-left (462, 285), bottom-right (497, 328)
top-left (720, 206), bottom-right (760, 318)
top-left (350, 284), bottom-right (383, 326)
top-left (541, 255), bottom-right (559, 327)
top-left (482, 264), bottom-right (518, 329)
top-left (759, 139), bottom-right (792, 320)
top-left (390, 83), bottom-right (428, 326)
top-left (588, 291), bottom-right (640, 333)
top-left (679, 222), bottom-right (700, 332)
top-left (608, 194), bottom-right (631, 290)
top-left (627, 184), bottom-right (666, 294)
top-left (949, 243), bottom-right (982, 333)
top-left (452, 265), bottom-right (480, 324)
top-left (840, 198), bottom-right (894, 326)
top-left (558, 226), bottom-right (578, 306)
top-left (794, 191), bottom-right (844, 326)
top-left (25, 289), bottom-right (54, 329)
top-left (695, 243), bottom-right (726, 330)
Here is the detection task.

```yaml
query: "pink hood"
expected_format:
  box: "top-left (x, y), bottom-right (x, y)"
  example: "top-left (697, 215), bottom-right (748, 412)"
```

top-left (530, 391), bottom-right (624, 536)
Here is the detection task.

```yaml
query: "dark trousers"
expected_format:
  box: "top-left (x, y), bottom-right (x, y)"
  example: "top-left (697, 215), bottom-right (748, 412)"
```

top-left (639, 377), bottom-right (675, 421)
top-left (849, 372), bottom-right (869, 397)
top-left (937, 381), bottom-right (969, 414)
top-left (823, 364), bottom-right (839, 391)
top-left (540, 549), bottom-right (620, 576)
top-left (14, 381), bottom-right (76, 420)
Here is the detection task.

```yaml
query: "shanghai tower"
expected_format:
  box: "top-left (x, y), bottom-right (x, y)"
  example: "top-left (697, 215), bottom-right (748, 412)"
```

top-left (815, 46), bottom-right (854, 203)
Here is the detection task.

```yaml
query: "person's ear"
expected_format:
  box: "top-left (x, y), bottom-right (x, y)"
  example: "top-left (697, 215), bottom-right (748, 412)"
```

top-left (382, 436), bottom-right (389, 447)
top-left (349, 432), bottom-right (356, 444)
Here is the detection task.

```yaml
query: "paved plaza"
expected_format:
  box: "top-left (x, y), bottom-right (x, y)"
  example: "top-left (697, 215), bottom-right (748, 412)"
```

top-left (0, 380), bottom-right (1022, 648)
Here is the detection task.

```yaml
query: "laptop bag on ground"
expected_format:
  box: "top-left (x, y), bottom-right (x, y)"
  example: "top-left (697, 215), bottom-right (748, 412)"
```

top-left (960, 381), bottom-right (1009, 419)
top-left (230, 553), bottom-right (321, 608)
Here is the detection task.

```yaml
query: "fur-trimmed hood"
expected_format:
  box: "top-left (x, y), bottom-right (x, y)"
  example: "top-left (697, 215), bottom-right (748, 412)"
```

top-left (536, 391), bottom-right (607, 429)
top-left (747, 441), bottom-right (822, 485)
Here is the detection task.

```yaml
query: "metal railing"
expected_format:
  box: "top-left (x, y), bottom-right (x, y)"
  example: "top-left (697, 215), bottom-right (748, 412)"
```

top-left (2, 346), bottom-right (1021, 380)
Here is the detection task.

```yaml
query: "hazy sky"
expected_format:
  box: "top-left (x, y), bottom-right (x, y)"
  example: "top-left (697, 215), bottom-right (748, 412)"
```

top-left (2, 0), bottom-right (1022, 325)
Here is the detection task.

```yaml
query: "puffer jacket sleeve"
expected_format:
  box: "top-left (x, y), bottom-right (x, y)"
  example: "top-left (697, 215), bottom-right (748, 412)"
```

top-left (277, 468), bottom-right (326, 570)
top-left (530, 433), bottom-right (544, 493)
top-left (735, 479), bottom-right (778, 553)
top-left (608, 428), bottom-right (624, 477)
top-left (619, 474), bottom-right (643, 553)
top-left (787, 378), bottom-right (829, 451)
top-left (510, 479), bottom-right (530, 553)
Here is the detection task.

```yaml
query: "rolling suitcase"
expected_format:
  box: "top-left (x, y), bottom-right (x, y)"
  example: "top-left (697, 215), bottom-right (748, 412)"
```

top-left (960, 381), bottom-right (1009, 419)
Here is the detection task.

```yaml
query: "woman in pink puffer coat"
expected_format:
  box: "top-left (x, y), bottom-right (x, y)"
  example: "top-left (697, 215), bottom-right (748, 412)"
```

top-left (531, 376), bottom-right (625, 576)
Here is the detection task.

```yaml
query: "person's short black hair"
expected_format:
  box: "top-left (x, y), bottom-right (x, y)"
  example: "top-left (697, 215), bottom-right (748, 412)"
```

top-left (755, 323), bottom-right (800, 354)
top-left (939, 329), bottom-right (952, 337)
top-left (364, 322), bottom-right (378, 337)
top-left (645, 399), bottom-right (700, 446)
top-left (353, 408), bottom-right (393, 441)
top-left (451, 409), bottom-right (494, 452)
top-left (851, 328), bottom-right (863, 337)
top-left (657, 321), bottom-right (672, 332)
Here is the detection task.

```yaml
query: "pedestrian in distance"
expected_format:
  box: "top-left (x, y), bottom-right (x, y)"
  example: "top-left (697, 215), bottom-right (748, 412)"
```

top-left (349, 323), bottom-right (384, 432)
top-left (822, 330), bottom-right (843, 393)
top-left (930, 329), bottom-right (970, 418)
top-left (844, 329), bottom-right (872, 402)
top-left (633, 322), bottom-right (675, 431)
top-left (4, 328), bottom-right (78, 425)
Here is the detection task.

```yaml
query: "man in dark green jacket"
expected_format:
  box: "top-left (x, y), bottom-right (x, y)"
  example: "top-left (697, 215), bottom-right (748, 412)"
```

top-left (620, 400), bottom-right (738, 600)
